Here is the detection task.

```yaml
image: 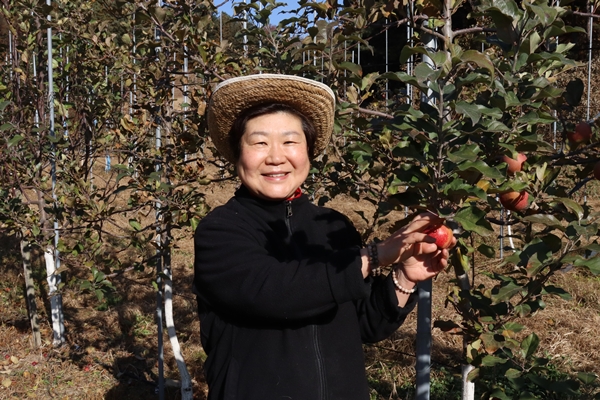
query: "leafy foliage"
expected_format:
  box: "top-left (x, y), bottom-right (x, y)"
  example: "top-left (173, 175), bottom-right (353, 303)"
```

top-left (1, 0), bottom-right (600, 397)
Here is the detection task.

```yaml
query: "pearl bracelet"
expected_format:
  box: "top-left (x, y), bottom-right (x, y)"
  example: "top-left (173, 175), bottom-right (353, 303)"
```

top-left (392, 269), bottom-right (416, 294)
top-left (367, 242), bottom-right (381, 277)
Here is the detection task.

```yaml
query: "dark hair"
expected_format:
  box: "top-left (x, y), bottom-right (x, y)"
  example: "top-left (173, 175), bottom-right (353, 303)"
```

top-left (229, 103), bottom-right (317, 163)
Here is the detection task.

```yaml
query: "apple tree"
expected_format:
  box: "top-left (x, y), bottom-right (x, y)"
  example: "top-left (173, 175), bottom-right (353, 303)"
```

top-left (321, 0), bottom-right (600, 398)
top-left (208, 1), bottom-right (600, 396)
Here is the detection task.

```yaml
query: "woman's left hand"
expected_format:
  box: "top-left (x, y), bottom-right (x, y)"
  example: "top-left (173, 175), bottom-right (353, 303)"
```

top-left (396, 240), bottom-right (454, 284)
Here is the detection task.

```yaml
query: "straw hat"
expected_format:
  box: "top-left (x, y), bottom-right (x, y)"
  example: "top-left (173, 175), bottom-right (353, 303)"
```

top-left (207, 74), bottom-right (336, 163)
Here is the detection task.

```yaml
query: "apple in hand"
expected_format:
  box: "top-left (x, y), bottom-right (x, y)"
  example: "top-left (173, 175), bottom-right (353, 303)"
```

top-left (567, 121), bottom-right (592, 144)
top-left (499, 190), bottom-right (529, 212)
top-left (424, 224), bottom-right (454, 249)
top-left (502, 153), bottom-right (527, 175)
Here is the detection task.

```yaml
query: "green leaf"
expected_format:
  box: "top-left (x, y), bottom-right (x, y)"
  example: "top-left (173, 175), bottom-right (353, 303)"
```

top-left (443, 179), bottom-right (487, 201)
top-left (528, 3), bottom-right (558, 26)
top-left (502, 322), bottom-right (524, 333)
top-left (455, 101), bottom-right (482, 125)
top-left (129, 219), bottom-right (142, 231)
top-left (574, 255), bottom-right (600, 275)
top-left (542, 285), bottom-right (571, 300)
top-left (453, 206), bottom-right (495, 236)
top-left (466, 367), bottom-right (480, 382)
top-left (487, 1), bottom-right (520, 44)
top-left (481, 354), bottom-right (507, 367)
top-left (152, 6), bottom-right (167, 24)
top-left (457, 160), bottom-right (504, 180)
top-left (360, 72), bottom-right (379, 91)
top-left (477, 244), bottom-right (496, 258)
top-left (505, 368), bottom-right (522, 379)
top-left (577, 372), bottom-right (597, 385)
top-left (514, 303), bottom-right (532, 317)
top-left (336, 61), bottom-right (362, 77)
top-left (522, 214), bottom-right (564, 231)
top-left (121, 33), bottom-right (132, 46)
top-left (520, 333), bottom-right (539, 359)
top-left (414, 62), bottom-right (440, 83)
top-left (0, 123), bottom-right (15, 132)
top-left (554, 197), bottom-right (584, 220)
top-left (460, 50), bottom-right (495, 79)
top-left (492, 281), bottom-right (522, 304)
top-left (7, 134), bottom-right (24, 147)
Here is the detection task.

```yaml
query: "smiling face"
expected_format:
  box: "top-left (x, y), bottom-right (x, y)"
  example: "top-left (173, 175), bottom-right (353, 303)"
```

top-left (236, 112), bottom-right (310, 201)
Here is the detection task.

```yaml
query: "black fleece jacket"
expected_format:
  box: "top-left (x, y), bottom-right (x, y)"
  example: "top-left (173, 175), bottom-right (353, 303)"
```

top-left (192, 186), bottom-right (418, 400)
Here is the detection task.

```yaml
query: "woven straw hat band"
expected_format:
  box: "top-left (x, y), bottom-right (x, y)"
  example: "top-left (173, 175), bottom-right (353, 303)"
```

top-left (207, 74), bottom-right (336, 163)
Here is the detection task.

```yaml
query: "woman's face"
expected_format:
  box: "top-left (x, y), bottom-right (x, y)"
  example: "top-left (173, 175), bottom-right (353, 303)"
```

top-left (237, 111), bottom-right (310, 201)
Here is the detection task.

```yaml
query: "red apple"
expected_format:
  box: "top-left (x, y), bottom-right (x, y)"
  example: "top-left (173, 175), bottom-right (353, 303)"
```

top-left (593, 161), bottom-right (600, 180)
top-left (424, 224), bottom-right (454, 249)
top-left (502, 153), bottom-right (527, 175)
top-left (499, 190), bottom-right (529, 212)
top-left (567, 121), bottom-right (592, 144)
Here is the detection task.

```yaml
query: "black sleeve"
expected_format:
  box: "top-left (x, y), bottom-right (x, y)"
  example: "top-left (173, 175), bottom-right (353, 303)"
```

top-left (355, 274), bottom-right (418, 343)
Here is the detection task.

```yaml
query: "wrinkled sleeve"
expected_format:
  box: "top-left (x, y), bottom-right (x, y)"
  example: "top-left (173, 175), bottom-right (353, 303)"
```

top-left (355, 274), bottom-right (418, 343)
top-left (323, 212), bottom-right (418, 343)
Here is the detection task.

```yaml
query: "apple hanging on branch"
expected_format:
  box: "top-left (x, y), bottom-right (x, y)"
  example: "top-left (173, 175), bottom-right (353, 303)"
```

top-left (567, 121), bottom-right (592, 145)
top-left (499, 190), bottom-right (529, 212)
top-left (502, 153), bottom-right (527, 175)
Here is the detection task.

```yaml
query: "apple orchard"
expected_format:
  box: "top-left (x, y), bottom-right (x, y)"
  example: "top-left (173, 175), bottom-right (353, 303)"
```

top-left (2, 0), bottom-right (600, 398)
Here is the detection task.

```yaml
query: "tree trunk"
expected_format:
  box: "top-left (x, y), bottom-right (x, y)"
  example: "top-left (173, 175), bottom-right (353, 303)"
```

top-left (36, 190), bottom-right (65, 346)
top-left (44, 246), bottom-right (65, 346)
top-left (163, 245), bottom-right (193, 400)
top-left (20, 237), bottom-right (42, 348)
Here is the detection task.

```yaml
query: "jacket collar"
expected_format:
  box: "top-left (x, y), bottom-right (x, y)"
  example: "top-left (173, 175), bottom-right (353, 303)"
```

top-left (234, 185), bottom-right (309, 211)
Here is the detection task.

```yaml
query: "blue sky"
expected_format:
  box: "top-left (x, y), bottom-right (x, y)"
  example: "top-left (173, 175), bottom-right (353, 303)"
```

top-left (216, 0), bottom-right (299, 24)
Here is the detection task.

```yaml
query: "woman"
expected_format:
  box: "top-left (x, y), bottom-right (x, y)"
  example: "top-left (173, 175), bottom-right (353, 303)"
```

top-left (193, 74), bottom-right (454, 400)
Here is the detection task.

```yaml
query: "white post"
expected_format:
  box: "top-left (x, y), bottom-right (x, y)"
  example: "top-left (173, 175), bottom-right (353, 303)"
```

top-left (46, 0), bottom-right (65, 347)
top-left (385, 19), bottom-right (389, 103)
top-left (154, 5), bottom-right (165, 398)
top-left (586, 5), bottom-right (592, 121)
top-left (243, 0), bottom-right (248, 56)
top-left (415, 20), bottom-right (437, 400)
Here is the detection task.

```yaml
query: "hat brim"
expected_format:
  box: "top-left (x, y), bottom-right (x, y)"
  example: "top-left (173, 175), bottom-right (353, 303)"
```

top-left (207, 74), bottom-right (336, 163)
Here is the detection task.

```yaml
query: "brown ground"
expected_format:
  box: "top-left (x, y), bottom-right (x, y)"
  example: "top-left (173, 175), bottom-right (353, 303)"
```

top-left (1, 170), bottom-right (600, 400)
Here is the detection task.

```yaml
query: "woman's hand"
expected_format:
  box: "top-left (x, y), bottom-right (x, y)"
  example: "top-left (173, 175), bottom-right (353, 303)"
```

top-left (378, 212), bottom-right (456, 285)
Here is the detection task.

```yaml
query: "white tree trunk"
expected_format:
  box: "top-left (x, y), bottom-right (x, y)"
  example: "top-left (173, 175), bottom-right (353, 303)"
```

top-left (164, 268), bottom-right (193, 399)
top-left (20, 238), bottom-right (41, 348)
top-left (456, 271), bottom-right (475, 400)
top-left (462, 364), bottom-right (475, 400)
top-left (44, 247), bottom-right (65, 346)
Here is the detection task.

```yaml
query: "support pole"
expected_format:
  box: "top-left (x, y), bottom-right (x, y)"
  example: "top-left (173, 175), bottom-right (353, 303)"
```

top-left (415, 279), bottom-right (432, 400)
top-left (46, 0), bottom-right (65, 347)
top-left (415, 20), bottom-right (437, 400)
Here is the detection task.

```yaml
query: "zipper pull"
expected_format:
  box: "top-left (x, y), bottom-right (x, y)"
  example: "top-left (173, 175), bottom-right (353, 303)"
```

top-left (286, 201), bottom-right (293, 218)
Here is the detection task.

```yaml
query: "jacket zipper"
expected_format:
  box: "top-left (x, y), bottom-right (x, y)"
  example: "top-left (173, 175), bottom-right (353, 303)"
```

top-left (285, 200), bottom-right (293, 235)
top-left (285, 199), bottom-right (327, 400)
top-left (313, 325), bottom-right (327, 400)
